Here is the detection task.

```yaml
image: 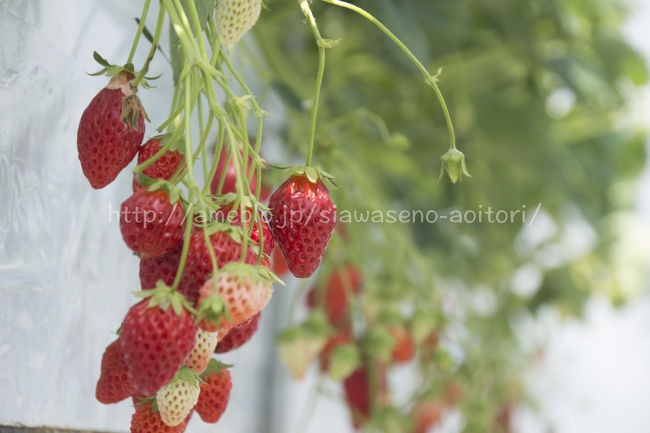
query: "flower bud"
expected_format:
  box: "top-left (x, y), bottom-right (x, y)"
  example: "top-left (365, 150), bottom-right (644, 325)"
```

top-left (439, 148), bottom-right (471, 184)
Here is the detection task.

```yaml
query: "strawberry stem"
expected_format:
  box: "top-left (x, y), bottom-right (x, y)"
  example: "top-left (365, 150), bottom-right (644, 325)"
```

top-left (127, 0), bottom-right (151, 65)
top-left (132, 5), bottom-right (165, 88)
top-left (320, 0), bottom-right (457, 151)
top-left (300, 1), bottom-right (327, 168)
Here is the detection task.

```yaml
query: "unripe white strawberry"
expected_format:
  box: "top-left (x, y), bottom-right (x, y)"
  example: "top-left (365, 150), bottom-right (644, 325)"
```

top-left (184, 328), bottom-right (219, 374)
top-left (215, 0), bottom-right (263, 46)
top-left (156, 367), bottom-right (200, 427)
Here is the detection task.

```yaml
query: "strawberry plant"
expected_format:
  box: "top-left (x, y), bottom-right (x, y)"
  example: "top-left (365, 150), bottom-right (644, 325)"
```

top-left (78, 0), bottom-right (647, 431)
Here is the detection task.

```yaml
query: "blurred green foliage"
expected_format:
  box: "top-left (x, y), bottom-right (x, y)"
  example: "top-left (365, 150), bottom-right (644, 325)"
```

top-left (253, 0), bottom-right (647, 431)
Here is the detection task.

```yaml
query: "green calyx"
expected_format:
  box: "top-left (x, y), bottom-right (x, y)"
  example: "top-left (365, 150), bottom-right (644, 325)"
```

top-left (270, 165), bottom-right (337, 189)
top-left (142, 180), bottom-right (185, 204)
top-left (89, 51), bottom-right (160, 88)
top-left (157, 133), bottom-right (186, 154)
top-left (218, 261), bottom-right (282, 286)
top-left (171, 366), bottom-right (204, 387)
top-left (133, 395), bottom-right (156, 408)
top-left (438, 148), bottom-right (471, 184)
top-left (200, 359), bottom-right (233, 380)
top-left (135, 280), bottom-right (194, 316)
top-left (195, 287), bottom-right (229, 329)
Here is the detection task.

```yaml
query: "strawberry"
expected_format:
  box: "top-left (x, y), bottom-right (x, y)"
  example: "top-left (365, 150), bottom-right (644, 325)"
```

top-left (133, 137), bottom-right (184, 192)
top-left (120, 286), bottom-right (197, 396)
top-left (412, 400), bottom-right (444, 433)
top-left (276, 312), bottom-right (331, 380)
top-left (156, 368), bottom-right (200, 427)
top-left (319, 331), bottom-right (352, 373)
top-left (120, 189), bottom-right (185, 259)
top-left (139, 251), bottom-right (181, 290)
top-left (269, 173), bottom-right (337, 278)
top-left (77, 71), bottom-right (147, 189)
top-left (215, 204), bottom-right (274, 256)
top-left (215, 0), bottom-right (263, 46)
top-left (96, 339), bottom-right (136, 404)
top-left (184, 328), bottom-right (219, 375)
top-left (344, 365), bottom-right (389, 429)
top-left (197, 263), bottom-right (273, 334)
top-left (271, 245), bottom-right (289, 277)
top-left (210, 146), bottom-right (257, 196)
top-left (130, 400), bottom-right (190, 433)
top-left (215, 311), bottom-right (261, 353)
top-left (195, 360), bottom-right (232, 423)
top-left (343, 369), bottom-right (370, 429)
top-left (306, 265), bottom-right (363, 326)
top-left (177, 229), bottom-right (257, 305)
top-left (388, 326), bottom-right (415, 364)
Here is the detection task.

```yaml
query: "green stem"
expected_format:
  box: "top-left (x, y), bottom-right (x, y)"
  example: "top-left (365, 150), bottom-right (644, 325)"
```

top-left (126, 0), bottom-right (151, 65)
top-left (300, 1), bottom-right (327, 167)
top-left (321, 0), bottom-right (456, 149)
top-left (132, 5), bottom-right (165, 88)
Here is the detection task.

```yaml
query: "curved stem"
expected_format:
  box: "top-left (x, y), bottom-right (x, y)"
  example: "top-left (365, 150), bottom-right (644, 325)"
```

top-left (300, 1), bottom-right (327, 166)
top-left (126, 0), bottom-right (151, 65)
top-left (320, 0), bottom-right (456, 149)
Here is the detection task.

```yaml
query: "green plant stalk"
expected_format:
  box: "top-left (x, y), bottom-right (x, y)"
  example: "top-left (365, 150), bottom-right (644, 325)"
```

top-left (220, 50), bottom-right (265, 197)
top-left (132, 5), bottom-right (165, 88)
top-left (321, 0), bottom-right (457, 150)
top-left (300, 0), bottom-right (327, 167)
top-left (127, 0), bottom-right (151, 65)
top-left (202, 123), bottom-right (225, 195)
top-left (171, 200), bottom-right (194, 290)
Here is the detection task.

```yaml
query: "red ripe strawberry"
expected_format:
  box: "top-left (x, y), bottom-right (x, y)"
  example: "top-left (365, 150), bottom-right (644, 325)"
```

top-left (388, 326), bottom-right (415, 364)
top-left (306, 265), bottom-right (363, 326)
top-left (215, 204), bottom-right (274, 256)
top-left (130, 401), bottom-right (190, 433)
top-left (139, 251), bottom-right (181, 290)
top-left (120, 189), bottom-right (185, 259)
top-left (344, 369), bottom-right (370, 429)
top-left (133, 137), bottom-right (184, 191)
top-left (319, 331), bottom-right (352, 372)
top-left (197, 263), bottom-right (273, 334)
top-left (271, 245), bottom-right (289, 277)
top-left (413, 400), bottom-right (444, 433)
top-left (77, 71), bottom-right (147, 189)
top-left (269, 173), bottom-right (337, 278)
top-left (120, 288), bottom-right (197, 396)
top-left (177, 230), bottom-right (257, 305)
top-left (344, 365), bottom-right (390, 429)
top-left (210, 146), bottom-right (257, 195)
top-left (96, 339), bottom-right (136, 404)
top-left (195, 360), bottom-right (232, 424)
top-left (215, 311), bottom-right (261, 353)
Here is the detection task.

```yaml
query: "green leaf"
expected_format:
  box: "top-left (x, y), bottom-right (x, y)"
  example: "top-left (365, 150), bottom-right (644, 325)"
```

top-left (93, 51), bottom-right (110, 67)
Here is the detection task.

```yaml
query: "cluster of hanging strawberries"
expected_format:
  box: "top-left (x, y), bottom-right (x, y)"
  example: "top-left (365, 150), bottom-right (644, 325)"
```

top-left (77, 62), bottom-right (337, 433)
